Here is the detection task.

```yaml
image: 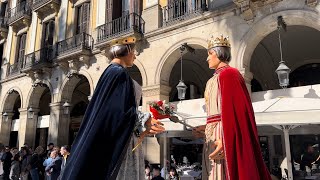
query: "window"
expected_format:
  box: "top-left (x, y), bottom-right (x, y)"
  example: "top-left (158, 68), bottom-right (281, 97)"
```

top-left (122, 0), bottom-right (129, 15)
top-left (42, 20), bottom-right (55, 47)
top-left (16, 33), bottom-right (27, 66)
top-left (106, 0), bottom-right (140, 22)
top-left (0, 2), bottom-right (8, 17)
top-left (76, 3), bottom-right (90, 34)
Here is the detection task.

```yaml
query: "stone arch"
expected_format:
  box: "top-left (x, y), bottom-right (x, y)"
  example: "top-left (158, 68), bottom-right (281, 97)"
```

top-left (133, 59), bottom-right (147, 86)
top-left (1, 87), bottom-right (23, 112)
top-left (57, 74), bottom-right (92, 103)
top-left (155, 37), bottom-right (208, 86)
top-left (290, 59), bottom-right (320, 72)
top-left (78, 69), bottom-right (94, 97)
top-left (237, 9), bottom-right (320, 74)
top-left (26, 81), bottom-right (53, 108)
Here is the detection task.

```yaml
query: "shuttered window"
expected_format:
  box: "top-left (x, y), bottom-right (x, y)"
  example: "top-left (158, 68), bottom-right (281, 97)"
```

top-left (106, 0), bottom-right (141, 23)
top-left (106, 0), bottom-right (112, 22)
top-left (0, 2), bottom-right (8, 17)
top-left (76, 3), bottom-right (90, 34)
top-left (16, 33), bottom-right (27, 65)
top-left (42, 20), bottom-right (55, 47)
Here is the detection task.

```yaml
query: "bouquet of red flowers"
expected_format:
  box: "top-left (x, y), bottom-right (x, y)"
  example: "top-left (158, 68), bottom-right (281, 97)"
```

top-left (148, 100), bottom-right (175, 120)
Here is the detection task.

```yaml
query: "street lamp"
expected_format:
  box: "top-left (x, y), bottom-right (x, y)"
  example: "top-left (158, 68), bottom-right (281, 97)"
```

top-left (28, 107), bottom-right (34, 119)
top-left (63, 101), bottom-right (72, 115)
top-left (176, 45), bottom-right (188, 100)
top-left (275, 16), bottom-right (291, 88)
top-left (2, 112), bottom-right (8, 122)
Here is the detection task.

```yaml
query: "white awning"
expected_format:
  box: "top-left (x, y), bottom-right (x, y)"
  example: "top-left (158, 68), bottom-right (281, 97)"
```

top-left (160, 97), bottom-right (320, 131)
top-left (253, 97), bottom-right (320, 125)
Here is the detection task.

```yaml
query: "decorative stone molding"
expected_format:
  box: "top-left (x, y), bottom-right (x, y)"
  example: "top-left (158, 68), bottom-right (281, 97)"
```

top-left (27, 69), bottom-right (52, 87)
top-left (306, 0), bottom-right (318, 7)
top-left (57, 59), bottom-right (83, 78)
top-left (79, 55), bottom-right (90, 69)
top-left (7, 89), bottom-right (18, 94)
top-left (233, 0), bottom-right (283, 21)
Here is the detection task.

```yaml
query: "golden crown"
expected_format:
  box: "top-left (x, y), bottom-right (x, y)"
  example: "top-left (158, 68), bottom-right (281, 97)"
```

top-left (207, 34), bottom-right (231, 49)
top-left (110, 36), bottom-right (136, 46)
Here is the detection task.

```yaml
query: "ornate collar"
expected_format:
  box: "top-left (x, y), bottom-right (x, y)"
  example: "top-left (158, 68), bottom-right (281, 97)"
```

top-left (214, 65), bottom-right (229, 75)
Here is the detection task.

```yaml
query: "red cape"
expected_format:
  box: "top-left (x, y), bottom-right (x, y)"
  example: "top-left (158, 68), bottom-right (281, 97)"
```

top-left (219, 67), bottom-right (271, 180)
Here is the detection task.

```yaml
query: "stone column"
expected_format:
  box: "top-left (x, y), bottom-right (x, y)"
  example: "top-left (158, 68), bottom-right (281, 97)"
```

top-left (18, 108), bottom-right (39, 148)
top-left (0, 112), bottom-right (14, 145)
top-left (48, 102), bottom-right (70, 146)
top-left (142, 1), bottom-right (162, 33)
top-left (240, 69), bottom-right (253, 96)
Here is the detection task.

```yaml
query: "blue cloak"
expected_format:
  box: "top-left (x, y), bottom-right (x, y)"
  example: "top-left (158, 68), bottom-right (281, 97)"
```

top-left (61, 63), bottom-right (137, 180)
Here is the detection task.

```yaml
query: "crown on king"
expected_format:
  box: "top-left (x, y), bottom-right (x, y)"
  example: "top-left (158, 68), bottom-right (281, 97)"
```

top-left (110, 36), bottom-right (136, 46)
top-left (208, 34), bottom-right (231, 49)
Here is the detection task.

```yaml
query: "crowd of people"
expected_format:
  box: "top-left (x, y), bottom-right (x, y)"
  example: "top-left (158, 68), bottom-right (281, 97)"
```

top-left (0, 143), bottom-right (70, 180)
top-left (145, 164), bottom-right (179, 180)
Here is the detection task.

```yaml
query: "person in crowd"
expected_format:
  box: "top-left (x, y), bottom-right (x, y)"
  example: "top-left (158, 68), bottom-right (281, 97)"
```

top-left (169, 167), bottom-right (179, 180)
top-left (28, 146), bottom-right (44, 180)
top-left (46, 143), bottom-right (54, 158)
top-left (301, 145), bottom-right (319, 171)
top-left (20, 147), bottom-right (31, 180)
top-left (0, 143), bottom-right (5, 177)
top-left (43, 153), bottom-right (53, 180)
top-left (151, 166), bottom-right (164, 180)
top-left (45, 151), bottom-right (62, 180)
top-left (145, 165), bottom-right (151, 180)
top-left (9, 154), bottom-right (20, 180)
top-left (161, 160), bottom-right (170, 179)
top-left (57, 145), bottom-right (70, 180)
top-left (1, 146), bottom-right (12, 180)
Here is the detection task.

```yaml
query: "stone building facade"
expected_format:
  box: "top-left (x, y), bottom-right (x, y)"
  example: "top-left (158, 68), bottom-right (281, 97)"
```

top-left (0, 0), bottom-right (320, 176)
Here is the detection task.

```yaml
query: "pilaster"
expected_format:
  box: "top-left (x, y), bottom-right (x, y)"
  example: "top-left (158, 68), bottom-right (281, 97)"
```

top-left (0, 112), bottom-right (14, 145)
top-left (18, 108), bottom-right (39, 148)
top-left (48, 102), bottom-right (70, 146)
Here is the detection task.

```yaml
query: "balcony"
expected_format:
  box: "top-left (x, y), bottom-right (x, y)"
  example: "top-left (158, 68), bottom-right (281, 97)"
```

top-left (33, 0), bottom-right (61, 19)
top-left (7, 2), bottom-right (32, 31)
top-left (95, 13), bottom-right (145, 48)
top-left (162, 0), bottom-right (207, 26)
top-left (56, 32), bottom-right (93, 61)
top-left (6, 63), bottom-right (22, 77)
top-left (0, 17), bottom-right (8, 39)
top-left (21, 46), bottom-right (55, 73)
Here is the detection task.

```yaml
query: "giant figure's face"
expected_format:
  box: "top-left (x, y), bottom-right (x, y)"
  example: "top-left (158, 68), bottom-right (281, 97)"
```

top-left (207, 49), bottom-right (221, 69)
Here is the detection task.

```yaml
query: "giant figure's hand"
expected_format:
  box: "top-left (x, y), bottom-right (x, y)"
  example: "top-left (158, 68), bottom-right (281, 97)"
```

top-left (209, 139), bottom-right (224, 160)
top-left (145, 117), bottom-right (165, 135)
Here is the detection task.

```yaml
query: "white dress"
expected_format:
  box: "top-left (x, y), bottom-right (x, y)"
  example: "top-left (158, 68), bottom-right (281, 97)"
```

top-left (116, 80), bottom-right (148, 180)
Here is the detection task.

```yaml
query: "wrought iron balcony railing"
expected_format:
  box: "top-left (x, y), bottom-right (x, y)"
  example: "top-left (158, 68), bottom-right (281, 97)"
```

top-left (56, 32), bottom-right (93, 57)
top-left (22, 46), bottom-right (55, 70)
top-left (7, 63), bottom-right (21, 77)
top-left (162, 0), bottom-right (207, 26)
top-left (96, 13), bottom-right (145, 43)
top-left (33, 0), bottom-right (60, 10)
top-left (7, 2), bottom-right (32, 25)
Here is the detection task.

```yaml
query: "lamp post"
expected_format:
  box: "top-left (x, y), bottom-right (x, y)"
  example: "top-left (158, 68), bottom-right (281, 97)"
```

top-left (275, 16), bottom-right (291, 88)
top-left (63, 101), bottom-right (71, 115)
top-left (176, 44), bottom-right (188, 100)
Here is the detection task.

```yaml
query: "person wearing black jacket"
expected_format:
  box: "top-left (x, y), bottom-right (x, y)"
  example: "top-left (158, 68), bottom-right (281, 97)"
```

top-left (28, 146), bottom-right (44, 180)
top-left (1, 146), bottom-right (12, 180)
